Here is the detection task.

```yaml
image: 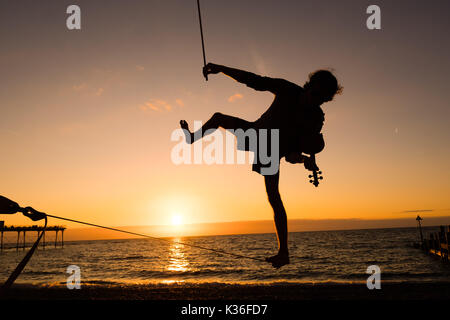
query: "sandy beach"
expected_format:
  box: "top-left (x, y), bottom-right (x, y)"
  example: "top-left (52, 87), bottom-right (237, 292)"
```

top-left (2, 281), bottom-right (450, 300)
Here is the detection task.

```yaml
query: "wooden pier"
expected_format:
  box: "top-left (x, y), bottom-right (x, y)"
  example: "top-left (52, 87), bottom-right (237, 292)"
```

top-left (414, 216), bottom-right (450, 261)
top-left (0, 221), bottom-right (66, 251)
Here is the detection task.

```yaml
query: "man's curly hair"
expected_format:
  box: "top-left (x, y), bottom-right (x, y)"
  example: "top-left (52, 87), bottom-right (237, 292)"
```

top-left (304, 69), bottom-right (343, 102)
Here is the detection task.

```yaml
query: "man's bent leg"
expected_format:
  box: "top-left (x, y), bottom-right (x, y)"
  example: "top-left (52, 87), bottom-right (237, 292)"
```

top-left (181, 113), bottom-right (251, 144)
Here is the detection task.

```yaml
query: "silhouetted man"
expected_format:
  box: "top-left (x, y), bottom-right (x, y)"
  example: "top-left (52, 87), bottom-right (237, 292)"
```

top-left (180, 63), bottom-right (342, 268)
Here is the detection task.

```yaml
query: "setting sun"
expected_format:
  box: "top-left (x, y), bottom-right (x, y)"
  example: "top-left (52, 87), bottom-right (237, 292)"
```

top-left (172, 214), bottom-right (183, 226)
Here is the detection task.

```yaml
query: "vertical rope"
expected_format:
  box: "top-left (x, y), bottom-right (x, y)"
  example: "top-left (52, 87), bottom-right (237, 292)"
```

top-left (1, 216), bottom-right (48, 292)
top-left (197, 0), bottom-right (208, 81)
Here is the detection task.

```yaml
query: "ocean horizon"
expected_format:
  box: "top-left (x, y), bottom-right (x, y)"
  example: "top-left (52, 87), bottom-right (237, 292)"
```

top-left (4, 216), bottom-right (449, 241)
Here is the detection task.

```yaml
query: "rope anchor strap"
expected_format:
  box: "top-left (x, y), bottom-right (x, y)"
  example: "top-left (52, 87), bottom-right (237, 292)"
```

top-left (1, 216), bottom-right (48, 292)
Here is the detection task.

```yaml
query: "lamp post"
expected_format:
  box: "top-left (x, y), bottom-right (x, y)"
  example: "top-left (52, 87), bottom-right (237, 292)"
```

top-left (416, 215), bottom-right (423, 244)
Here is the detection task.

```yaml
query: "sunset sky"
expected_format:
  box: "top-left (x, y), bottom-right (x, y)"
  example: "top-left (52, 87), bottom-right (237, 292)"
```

top-left (1, 0), bottom-right (449, 235)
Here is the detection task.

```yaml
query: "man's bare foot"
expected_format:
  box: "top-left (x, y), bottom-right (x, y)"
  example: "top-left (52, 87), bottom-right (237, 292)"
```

top-left (265, 253), bottom-right (290, 269)
top-left (180, 120), bottom-right (194, 144)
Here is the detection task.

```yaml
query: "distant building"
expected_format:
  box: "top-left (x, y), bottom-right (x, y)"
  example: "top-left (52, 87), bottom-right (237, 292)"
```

top-left (0, 221), bottom-right (4, 229)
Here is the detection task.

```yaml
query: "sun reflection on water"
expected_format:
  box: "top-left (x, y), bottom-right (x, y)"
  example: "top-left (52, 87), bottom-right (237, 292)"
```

top-left (167, 239), bottom-right (190, 273)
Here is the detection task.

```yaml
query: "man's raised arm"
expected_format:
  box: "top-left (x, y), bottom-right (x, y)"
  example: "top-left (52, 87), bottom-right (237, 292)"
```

top-left (203, 63), bottom-right (296, 94)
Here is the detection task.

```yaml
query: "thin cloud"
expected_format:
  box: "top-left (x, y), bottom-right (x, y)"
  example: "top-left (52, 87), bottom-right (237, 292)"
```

top-left (400, 209), bottom-right (434, 213)
top-left (139, 102), bottom-right (160, 112)
top-left (175, 99), bottom-right (184, 107)
top-left (95, 88), bottom-right (104, 96)
top-left (155, 99), bottom-right (172, 111)
top-left (250, 50), bottom-right (269, 75)
top-left (72, 84), bottom-right (105, 97)
top-left (139, 99), bottom-right (174, 113)
top-left (228, 93), bottom-right (243, 103)
top-left (136, 65), bottom-right (145, 71)
top-left (146, 102), bottom-right (160, 111)
top-left (72, 83), bottom-right (87, 91)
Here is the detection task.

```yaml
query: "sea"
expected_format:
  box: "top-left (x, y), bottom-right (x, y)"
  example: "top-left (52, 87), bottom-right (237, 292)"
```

top-left (1, 227), bottom-right (449, 286)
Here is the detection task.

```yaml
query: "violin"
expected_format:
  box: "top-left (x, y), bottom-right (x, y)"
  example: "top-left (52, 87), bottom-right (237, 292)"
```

top-left (307, 154), bottom-right (323, 187)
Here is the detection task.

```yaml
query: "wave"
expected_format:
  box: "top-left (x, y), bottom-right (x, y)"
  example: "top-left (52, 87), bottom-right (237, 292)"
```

top-left (110, 255), bottom-right (148, 261)
top-left (22, 270), bottom-right (58, 276)
top-left (130, 267), bottom-right (248, 278)
top-left (338, 271), bottom-right (447, 280)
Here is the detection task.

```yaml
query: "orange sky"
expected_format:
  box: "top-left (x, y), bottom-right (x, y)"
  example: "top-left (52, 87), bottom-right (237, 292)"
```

top-left (1, 1), bottom-right (449, 235)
